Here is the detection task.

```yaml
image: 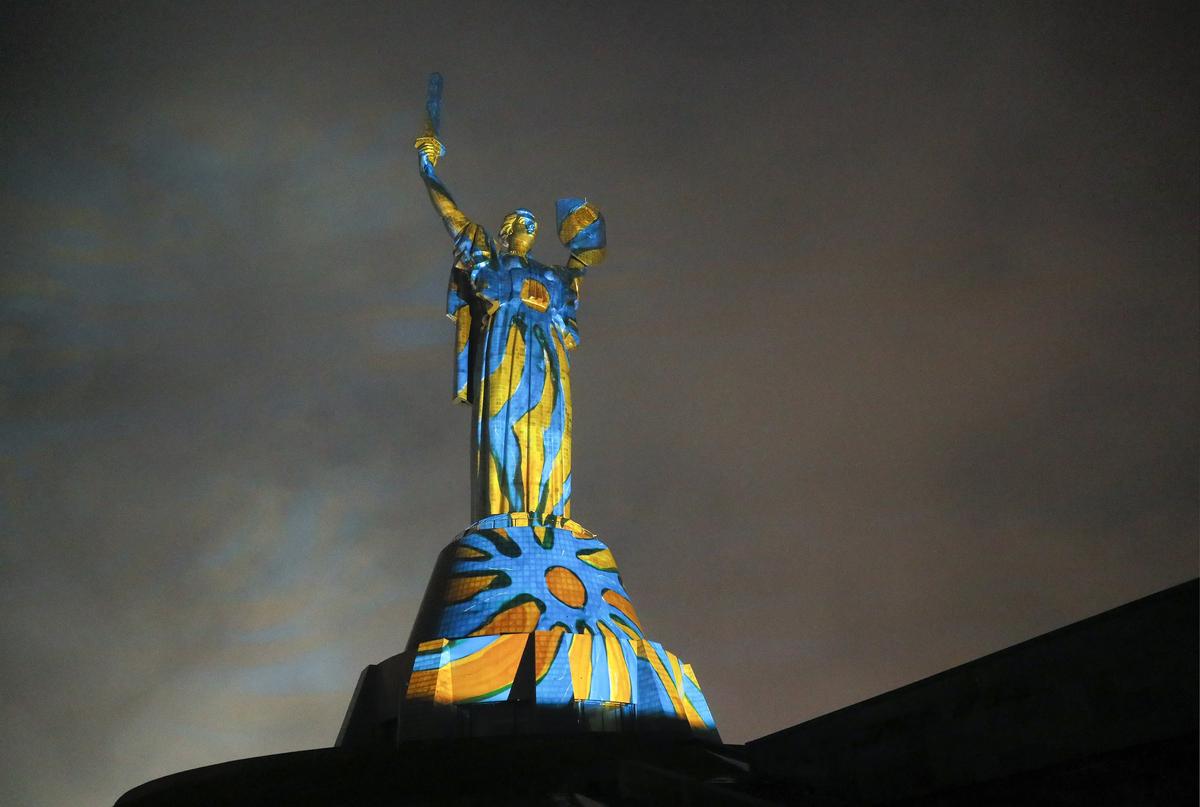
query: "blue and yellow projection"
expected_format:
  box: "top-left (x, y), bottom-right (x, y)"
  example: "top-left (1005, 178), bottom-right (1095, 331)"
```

top-left (395, 74), bottom-right (717, 740)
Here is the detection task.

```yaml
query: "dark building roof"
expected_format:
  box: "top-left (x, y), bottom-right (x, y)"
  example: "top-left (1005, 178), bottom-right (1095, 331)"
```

top-left (748, 578), bottom-right (1199, 806)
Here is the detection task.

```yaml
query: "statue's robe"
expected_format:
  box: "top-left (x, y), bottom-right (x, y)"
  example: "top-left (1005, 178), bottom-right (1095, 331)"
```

top-left (445, 200), bottom-right (603, 523)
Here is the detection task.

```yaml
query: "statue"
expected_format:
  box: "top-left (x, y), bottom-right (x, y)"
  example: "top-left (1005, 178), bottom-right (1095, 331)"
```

top-left (414, 73), bottom-right (606, 524)
top-left (336, 74), bottom-right (717, 742)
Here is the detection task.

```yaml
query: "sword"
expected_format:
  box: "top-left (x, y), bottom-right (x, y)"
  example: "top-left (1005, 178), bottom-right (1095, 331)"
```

top-left (423, 72), bottom-right (443, 139)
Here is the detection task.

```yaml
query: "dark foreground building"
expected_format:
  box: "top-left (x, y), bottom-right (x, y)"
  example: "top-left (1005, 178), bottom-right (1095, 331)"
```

top-left (117, 578), bottom-right (1197, 806)
top-left (748, 578), bottom-right (1198, 806)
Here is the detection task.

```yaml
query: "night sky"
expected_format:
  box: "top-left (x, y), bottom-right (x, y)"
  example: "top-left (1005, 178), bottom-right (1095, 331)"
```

top-left (2, 2), bottom-right (1197, 804)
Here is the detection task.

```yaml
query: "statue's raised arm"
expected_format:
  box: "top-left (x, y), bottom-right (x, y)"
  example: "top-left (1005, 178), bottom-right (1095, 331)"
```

top-left (414, 74), bottom-right (493, 272)
top-left (414, 135), bottom-right (496, 276)
top-left (414, 135), bottom-right (469, 237)
top-left (419, 131), bottom-right (490, 408)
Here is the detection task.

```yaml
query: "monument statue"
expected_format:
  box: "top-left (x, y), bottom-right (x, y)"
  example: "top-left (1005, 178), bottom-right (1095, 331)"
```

top-left (335, 75), bottom-right (717, 743)
top-left (414, 73), bottom-right (605, 523)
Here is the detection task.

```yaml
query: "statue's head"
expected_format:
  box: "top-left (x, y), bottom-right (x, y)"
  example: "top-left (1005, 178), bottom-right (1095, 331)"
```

top-left (499, 209), bottom-right (538, 257)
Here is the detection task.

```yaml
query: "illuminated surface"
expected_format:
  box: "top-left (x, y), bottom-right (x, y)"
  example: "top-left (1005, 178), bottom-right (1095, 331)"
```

top-left (417, 110), bottom-right (604, 521)
top-left (428, 520), bottom-right (642, 639)
top-left (390, 516), bottom-right (718, 737)
top-left (379, 75), bottom-right (718, 740)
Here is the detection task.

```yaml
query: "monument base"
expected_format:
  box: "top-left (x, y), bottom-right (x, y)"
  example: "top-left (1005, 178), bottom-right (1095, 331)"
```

top-left (337, 634), bottom-right (718, 746)
top-left (339, 513), bottom-right (719, 745)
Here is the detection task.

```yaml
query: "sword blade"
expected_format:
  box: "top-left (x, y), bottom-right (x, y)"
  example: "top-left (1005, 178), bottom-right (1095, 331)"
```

top-left (424, 72), bottom-right (443, 136)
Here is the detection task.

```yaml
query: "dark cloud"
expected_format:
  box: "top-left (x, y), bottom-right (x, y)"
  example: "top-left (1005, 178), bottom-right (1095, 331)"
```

top-left (1, 2), bottom-right (1196, 803)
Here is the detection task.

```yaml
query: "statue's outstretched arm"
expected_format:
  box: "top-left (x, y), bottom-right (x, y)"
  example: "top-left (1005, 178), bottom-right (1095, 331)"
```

top-left (414, 136), bottom-right (473, 239)
top-left (415, 136), bottom-right (495, 276)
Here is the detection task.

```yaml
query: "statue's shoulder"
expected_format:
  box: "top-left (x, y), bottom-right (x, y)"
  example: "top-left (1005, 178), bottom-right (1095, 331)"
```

top-left (453, 221), bottom-right (497, 269)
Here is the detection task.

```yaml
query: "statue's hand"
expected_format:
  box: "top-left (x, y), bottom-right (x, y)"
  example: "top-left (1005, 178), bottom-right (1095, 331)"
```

top-left (414, 136), bottom-right (445, 168)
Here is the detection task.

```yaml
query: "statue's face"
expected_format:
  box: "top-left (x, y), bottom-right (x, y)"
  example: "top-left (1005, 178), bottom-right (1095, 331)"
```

top-left (501, 211), bottom-right (537, 257)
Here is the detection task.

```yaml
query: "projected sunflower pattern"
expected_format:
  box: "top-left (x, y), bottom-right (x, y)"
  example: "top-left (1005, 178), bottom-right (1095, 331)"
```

top-left (431, 522), bottom-right (642, 640)
top-left (400, 517), bottom-right (717, 734)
